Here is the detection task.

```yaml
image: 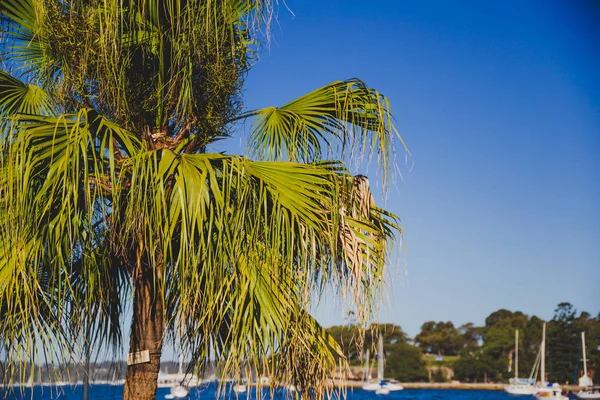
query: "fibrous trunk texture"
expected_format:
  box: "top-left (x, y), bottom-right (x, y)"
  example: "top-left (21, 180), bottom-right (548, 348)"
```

top-left (122, 266), bottom-right (165, 400)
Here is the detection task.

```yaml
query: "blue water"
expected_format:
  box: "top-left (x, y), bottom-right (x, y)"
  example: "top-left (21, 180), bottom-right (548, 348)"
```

top-left (0, 383), bottom-right (530, 400)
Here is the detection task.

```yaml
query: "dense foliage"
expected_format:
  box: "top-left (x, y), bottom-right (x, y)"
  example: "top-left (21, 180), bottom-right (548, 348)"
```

top-left (385, 342), bottom-right (430, 382)
top-left (415, 321), bottom-right (469, 356)
top-left (452, 304), bottom-right (599, 383)
top-left (547, 303), bottom-right (599, 384)
top-left (0, 1), bottom-right (404, 398)
top-left (328, 303), bottom-right (599, 384)
top-left (327, 324), bottom-right (428, 382)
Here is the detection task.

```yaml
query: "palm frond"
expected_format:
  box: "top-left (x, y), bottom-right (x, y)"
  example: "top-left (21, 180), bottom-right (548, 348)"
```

top-left (0, 1), bottom-right (404, 394)
top-left (108, 150), bottom-right (344, 386)
top-left (0, 109), bottom-right (140, 382)
top-left (0, 0), bottom-right (46, 76)
top-left (0, 71), bottom-right (53, 118)
top-left (244, 79), bottom-right (407, 188)
top-left (112, 149), bottom-right (397, 389)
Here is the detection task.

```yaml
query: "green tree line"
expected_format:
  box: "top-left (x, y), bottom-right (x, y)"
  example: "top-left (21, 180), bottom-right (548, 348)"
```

top-left (327, 302), bottom-right (600, 384)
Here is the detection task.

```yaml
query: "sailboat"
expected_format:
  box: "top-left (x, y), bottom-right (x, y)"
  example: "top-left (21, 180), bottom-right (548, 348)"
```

top-left (577, 386), bottom-right (600, 400)
top-left (361, 335), bottom-right (403, 394)
top-left (575, 332), bottom-right (600, 400)
top-left (534, 323), bottom-right (568, 400)
top-left (362, 349), bottom-right (372, 383)
top-left (504, 330), bottom-right (538, 395)
top-left (232, 381), bottom-right (247, 394)
top-left (362, 349), bottom-right (378, 391)
top-left (161, 353), bottom-right (191, 399)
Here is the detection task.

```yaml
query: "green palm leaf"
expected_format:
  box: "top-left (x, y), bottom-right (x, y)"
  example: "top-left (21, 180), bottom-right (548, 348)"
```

top-left (0, 0), bottom-right (46, 76)
top-left (244, 79), bottom-right (407, 187)
top-left (113, 148), bottom-right (394, 388)
top-left (0, 109), bottom-right (141, 376)
top-left (0, 71), bottom-right (53, 118)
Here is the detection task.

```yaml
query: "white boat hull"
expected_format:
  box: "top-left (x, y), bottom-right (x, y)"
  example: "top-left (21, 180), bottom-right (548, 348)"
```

top-left (504, 384), bottom-right (538, 395)
top-left (233, 384), bottom-right (247, 393)
top-left (576, 391), bottom-right (600, 400)
top-left (362, 382), bottom-right (380, 391)
top-left (362, 381), bottom-right (403, 393)
top-left (376, 387), bottom-right (390, 395)
top-left (165, 384), bottom-right (189, 399)
top-left (385, 382), bottom-right (404, 391)
top-left (535, 386), bottom-right (568, 400)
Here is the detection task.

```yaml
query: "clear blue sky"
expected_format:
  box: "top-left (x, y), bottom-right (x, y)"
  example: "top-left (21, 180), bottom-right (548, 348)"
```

top-left (228, 0), bottom-right (600, 338)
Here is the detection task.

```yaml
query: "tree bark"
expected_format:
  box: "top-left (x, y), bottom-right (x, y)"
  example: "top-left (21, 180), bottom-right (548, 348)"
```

top-left (122, 265), bottom-right (165, 400)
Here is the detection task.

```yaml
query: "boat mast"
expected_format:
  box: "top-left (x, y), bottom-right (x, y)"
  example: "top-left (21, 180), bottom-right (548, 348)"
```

top-left (364, 349), bottom-right (370, 381)
top-left (378, 334), bottom-right (384, 382)
top-left (541, 322), bottom-right (546, 384)
top-left (582, 332), bottom-right (588, 379)
top-left (83, 314), bottom-right (91, 400)
top-left (179, 353), bottom-right (184, 376)
top-left (177, 323), bottom-right (185, 378)
top-left (515, 330), bottom-right (519, 380)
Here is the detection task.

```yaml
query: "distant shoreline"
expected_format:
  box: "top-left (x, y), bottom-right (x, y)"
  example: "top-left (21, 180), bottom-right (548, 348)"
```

top-left (335, 381), bottom-right (584, 392)
top-left (336, 381), bottom-right (502, 390)
top-left (1, 381), bottom-right (585, 392)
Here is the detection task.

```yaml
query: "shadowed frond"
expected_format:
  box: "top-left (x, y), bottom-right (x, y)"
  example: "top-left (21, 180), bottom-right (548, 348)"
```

top-left (0, 110), bottom-right (141, 381)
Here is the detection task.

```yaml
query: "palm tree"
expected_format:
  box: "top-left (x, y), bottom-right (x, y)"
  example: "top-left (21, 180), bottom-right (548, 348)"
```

top-left (0, 1), bottom-right (404, 399)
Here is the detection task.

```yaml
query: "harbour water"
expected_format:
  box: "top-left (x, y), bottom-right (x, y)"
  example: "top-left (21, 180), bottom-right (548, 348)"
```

top-left (0, 383), bottom-right (534, 400)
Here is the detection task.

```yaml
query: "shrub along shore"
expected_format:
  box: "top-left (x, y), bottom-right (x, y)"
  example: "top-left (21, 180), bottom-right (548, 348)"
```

top-left (327, 303), bottom-right (599, 385)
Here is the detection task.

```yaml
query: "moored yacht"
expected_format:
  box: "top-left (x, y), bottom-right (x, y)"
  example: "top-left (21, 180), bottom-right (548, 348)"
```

top-left (535, 383), bottom-right (568, 400)
top-left (575, 332), bottom-right (600, 399)
top-left (576, 386), bottom-right (600, 400)
top-left (232, 382), bottom-right (247, 393)
top-left (165, 384), bottom-right (190, 399)
top-left (159, 353), bottom-right (195, 399)
top-left (505, 378), bottom-right (538, 396)
top-left (534, 323), bottom-right (567, 400)
top-left (361, 335), bottom-right (403, 394)
top-left (504, 330), bottom-right (538, 396)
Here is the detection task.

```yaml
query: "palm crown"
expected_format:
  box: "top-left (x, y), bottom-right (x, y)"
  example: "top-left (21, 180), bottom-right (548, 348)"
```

top-left (0, 0), bottom-right (403, 398)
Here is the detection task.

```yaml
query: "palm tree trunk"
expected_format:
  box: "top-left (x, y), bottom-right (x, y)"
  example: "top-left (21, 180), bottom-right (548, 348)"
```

top-left (123, 265), bottom-right (165, 400)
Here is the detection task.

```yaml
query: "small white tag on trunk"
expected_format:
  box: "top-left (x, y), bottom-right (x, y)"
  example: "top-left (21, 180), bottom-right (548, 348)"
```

top-left (127, 350), bottom-right (150, 365)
